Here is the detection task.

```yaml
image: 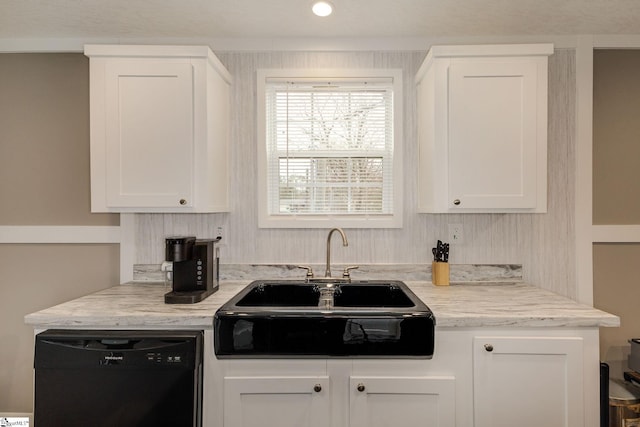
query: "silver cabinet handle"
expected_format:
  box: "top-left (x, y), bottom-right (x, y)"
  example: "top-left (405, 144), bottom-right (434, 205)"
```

top-left (453, 199), bottom-right (461, 206)
top-left (179, 199), bottom-right (187, 205)
top-left (314, 384), bottom-right (322, 393)
top-left (484, 344), bottom-right (494, 352)
top-left (357, 383), bottom-right (365, 392)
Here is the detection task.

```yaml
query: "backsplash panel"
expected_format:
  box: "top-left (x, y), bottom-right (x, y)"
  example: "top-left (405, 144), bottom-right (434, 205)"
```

top-left (134, 263), bottom-right (523, 283)
top-left (134, 49), bottom-right (576, 298)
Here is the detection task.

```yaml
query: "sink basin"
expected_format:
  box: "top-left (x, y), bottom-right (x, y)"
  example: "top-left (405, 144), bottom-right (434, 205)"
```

top-left (233, 282), bottom-right (415, 308)
top-left (234, 283), bottom-right (320, 307)
top-left (214, 280), bottom-right (435, 358)
top-left (333, 283), bottom-right (415, 308)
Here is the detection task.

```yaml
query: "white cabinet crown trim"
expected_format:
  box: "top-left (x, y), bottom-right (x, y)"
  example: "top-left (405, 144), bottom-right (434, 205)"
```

top-left (415, 43), bottom-right (554, 82)
top-left (84, 44), bottom-right (232, 83)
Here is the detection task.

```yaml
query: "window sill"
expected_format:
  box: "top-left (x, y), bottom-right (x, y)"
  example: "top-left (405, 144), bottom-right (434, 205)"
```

top-left (258, 214), bottom-right (402, 229)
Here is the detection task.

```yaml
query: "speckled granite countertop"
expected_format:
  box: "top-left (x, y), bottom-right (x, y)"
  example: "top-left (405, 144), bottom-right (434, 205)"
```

top-left (24, 280), bottom-right (619, 329)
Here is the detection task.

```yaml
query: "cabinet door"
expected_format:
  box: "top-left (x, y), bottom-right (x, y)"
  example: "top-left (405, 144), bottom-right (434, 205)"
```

top-left (349, 376), bottom-right (455, 427)
top-left (104, 61), bottom-right (194, 208)
top-left (224, 376), bottom-right (330, 427)
top-left (473, 336), bottom-right (584, 427)
top-left (448, 60), bottom-right (539, 210)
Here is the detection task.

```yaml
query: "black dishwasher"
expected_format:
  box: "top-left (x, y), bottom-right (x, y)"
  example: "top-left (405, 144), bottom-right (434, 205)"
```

top-left (34, 329), bottom-right (203, 427)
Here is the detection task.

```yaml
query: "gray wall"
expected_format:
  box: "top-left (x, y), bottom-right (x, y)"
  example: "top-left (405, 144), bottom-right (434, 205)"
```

top-left (135, 49), bottom-right (578, 298)
top-left (0, 53), bottom-right (120, 413)
top-left (592, 49), bottom-right (640, 374)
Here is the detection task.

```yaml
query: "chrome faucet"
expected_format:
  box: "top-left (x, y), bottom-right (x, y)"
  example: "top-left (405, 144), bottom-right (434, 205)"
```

top-left (325, 227), bottom-right (348, 278)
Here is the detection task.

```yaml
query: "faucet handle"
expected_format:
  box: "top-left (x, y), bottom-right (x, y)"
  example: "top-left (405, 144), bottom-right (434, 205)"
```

top-left (342, 266), bottom-right (359, 280)
top-left (297, 265), bottom-right (315, 279)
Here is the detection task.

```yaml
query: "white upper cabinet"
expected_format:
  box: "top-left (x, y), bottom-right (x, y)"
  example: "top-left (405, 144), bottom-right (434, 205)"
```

top-left (85, 45), bottom-right (232, 213)
top-left (415, 44), bottom-right (553, 213)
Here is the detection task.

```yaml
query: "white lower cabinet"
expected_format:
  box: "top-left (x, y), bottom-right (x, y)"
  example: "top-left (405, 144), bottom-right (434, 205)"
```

top-left (221, 365), bottom-right (455, 427)
top-left (473, 335), bottom-right (585, 427)
top-left (349, 376), bottom-right (455, 427)
top-left (211, 329), bottom-right (601, 427)
top-left (224, 376), bottom-right (330, 427)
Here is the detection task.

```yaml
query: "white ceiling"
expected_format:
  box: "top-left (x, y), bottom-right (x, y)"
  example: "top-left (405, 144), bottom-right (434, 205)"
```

top-left (1, 0), bottom-right (639, 42)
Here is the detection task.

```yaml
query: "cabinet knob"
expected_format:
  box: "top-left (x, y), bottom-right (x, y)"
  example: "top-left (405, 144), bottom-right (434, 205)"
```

top-left (484, 344), bottom-right (494, 352)
top-left (314, 384), bottom-right (322, 393)
top-left (453, 199), bottom-right (461, 206)
top-left (357, 383), bottom-right (365, 392)
top-left (179, 199), bottom-right (187, 205)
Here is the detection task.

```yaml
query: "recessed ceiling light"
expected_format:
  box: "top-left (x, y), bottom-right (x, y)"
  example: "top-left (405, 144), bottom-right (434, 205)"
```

top-left (312, 1), bottom-right (334, 17)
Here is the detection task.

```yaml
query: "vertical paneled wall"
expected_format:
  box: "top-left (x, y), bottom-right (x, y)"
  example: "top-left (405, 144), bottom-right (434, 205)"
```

top-left (135, 49), bottom-right (577, 298)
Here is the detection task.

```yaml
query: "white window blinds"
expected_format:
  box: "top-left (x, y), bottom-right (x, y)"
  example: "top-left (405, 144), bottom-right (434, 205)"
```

top-left (265, 78), bottom-right (395, 216)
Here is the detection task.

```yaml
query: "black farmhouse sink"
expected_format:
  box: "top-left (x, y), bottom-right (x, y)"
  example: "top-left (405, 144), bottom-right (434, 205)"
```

top-left (214, 280), bottom-right (435, 358)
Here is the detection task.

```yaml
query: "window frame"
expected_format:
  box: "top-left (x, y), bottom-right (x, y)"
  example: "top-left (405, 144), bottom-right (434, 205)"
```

top-left (257, 68), bottom-right (403, 229)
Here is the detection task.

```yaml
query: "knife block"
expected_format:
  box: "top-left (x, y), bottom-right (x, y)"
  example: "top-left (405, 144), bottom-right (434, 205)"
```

top-left (432, 262), bottom-right (450, 286)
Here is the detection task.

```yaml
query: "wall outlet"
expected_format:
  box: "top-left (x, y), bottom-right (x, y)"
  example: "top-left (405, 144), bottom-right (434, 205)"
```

top-left (448, 223), bottom-right (464, 243)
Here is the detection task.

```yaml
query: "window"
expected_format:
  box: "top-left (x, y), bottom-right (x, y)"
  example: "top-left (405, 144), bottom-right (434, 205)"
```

top-left (257, 69), bottom-right (403, 228)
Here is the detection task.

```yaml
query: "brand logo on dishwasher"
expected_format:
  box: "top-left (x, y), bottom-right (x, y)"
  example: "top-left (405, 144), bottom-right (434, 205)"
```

top-left (104, 355), bottom-right (123, 361)
top-left (100, 352), bottom-right (125, 365)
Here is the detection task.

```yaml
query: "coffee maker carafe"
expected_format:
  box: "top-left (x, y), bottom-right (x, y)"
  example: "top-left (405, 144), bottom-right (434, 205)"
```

top-left (164, 236), bottom-right (220, 304)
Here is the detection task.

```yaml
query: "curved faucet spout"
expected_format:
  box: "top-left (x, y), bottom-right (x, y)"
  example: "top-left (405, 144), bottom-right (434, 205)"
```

top-left (325, 227), bottom-right (348, 278)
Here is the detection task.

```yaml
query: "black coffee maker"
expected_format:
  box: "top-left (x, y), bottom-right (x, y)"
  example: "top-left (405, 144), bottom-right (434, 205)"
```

top-left (164, 236), bottom-right (220, 304)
